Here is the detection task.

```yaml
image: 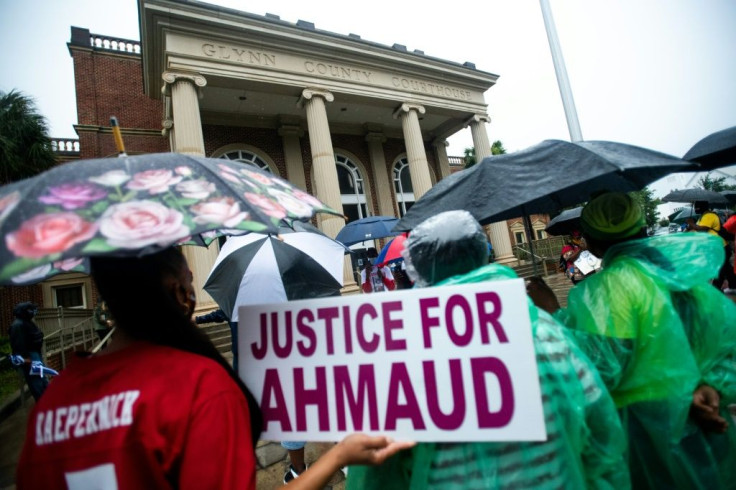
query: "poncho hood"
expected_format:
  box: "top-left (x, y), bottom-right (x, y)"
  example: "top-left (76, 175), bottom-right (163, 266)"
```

top-left (601, 233), bottom-right (724, 291)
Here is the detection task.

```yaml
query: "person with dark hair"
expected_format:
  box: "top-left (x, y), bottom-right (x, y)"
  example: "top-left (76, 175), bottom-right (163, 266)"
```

top-left (687, 200), bottom-right (735, 291)
top-left (360, 247), bottom-right (395, 293)
top-left (560, 230), bottom-right (586, 284)
top-left (92, 300), bottom-right (114, 342)
top-left (16, 247), bottom-right (411, 489)
top-left (9, 302), bottom-right (49, 400)
top-left (348, 211), bottom-right (629, 490)
top-left (528, 192), bottom-right (736, 489)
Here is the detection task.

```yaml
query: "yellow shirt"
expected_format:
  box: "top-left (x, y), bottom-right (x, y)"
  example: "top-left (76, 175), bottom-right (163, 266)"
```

top-left (697, 211), bottom-right (726, 246)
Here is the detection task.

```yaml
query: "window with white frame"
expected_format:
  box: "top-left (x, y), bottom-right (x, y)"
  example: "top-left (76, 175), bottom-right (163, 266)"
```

top-left (514, 232), bottom-right (525, 244)
top-left (393, 158), bottom-right (414, 217)
top-left (218, 149), bottom-right (271, 172)
top-left (336, 155), bottom-right (368, 223)
top-left (53, 284), bottom-right (85, 308)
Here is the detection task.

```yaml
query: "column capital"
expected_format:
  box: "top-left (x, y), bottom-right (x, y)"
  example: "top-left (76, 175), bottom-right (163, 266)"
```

top-left (278, 125), bottom-right (304, 138)
top-left (393, 103), bottom-right (426, 119)
top-left (297, 88), bottom-right (334, 108)
top-left (464, 113), bottom-right (491, 128)
top-left (161, 71), bottom-right (207, 97)
top-left (432, 139), bottom-right (449, 148)
top-left (161, 118), bottom-right (174, 137)
top-left (365, 132), bottom-right (386, 144)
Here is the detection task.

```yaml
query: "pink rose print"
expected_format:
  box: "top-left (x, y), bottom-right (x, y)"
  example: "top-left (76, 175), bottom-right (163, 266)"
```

top-left (39, 182), bottom-right (107, 210)
top-left (175, 166), bottom-right (193, 177)
top-left (268, 188), bottom-right (314, 217)
top-left (99, 200), bottom-right (190, 249)
top-left (0, 191), bottom-right (20, 224)
top-left (218, 163), bottom-right (240, 175)
top-left (126, 169), bottom-right (183, 195)
top-left (89, 170), bottom-right (130, 187)
top-left (6, 212), bottom-right (98, 259)
top-left (54, 258), bottom-right (86, 271)
top-left (291, 189), bottom-right (325, 208)
top-left (191, 197), bottom-right (249, 227)
top-left (175, 179), bottom-right (216, 200)
top-left (11, 264), bottom-right (52, 285)
top-left (241, 168), bottom-right (274, 186)
top-left (244, 192), bottom-right (287, 219)
top-left (218, 171), bottom-right (242, 185)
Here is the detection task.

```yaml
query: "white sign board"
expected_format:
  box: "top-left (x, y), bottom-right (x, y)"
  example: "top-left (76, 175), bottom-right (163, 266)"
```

top-left (238, 279), bottom-right (546, 442)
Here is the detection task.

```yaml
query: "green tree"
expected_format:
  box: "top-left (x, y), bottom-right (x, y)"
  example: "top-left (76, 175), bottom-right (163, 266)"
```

top-left (697, 173), bottom-right (736, 192)
top-left (463, 140), bottom-right (507, 169)
top-left (463, 147), bottom-right (476, 168)
top-left (491, 140), bottom-right (507, 155)
top-left (0, 90), bottom-right (57, 184)
top-left (629, 188), bottom-right (661, 228)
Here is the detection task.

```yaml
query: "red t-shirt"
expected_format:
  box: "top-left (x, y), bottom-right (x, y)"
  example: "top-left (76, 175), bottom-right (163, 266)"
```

top-left (16, 342), bottom-right (256, 490)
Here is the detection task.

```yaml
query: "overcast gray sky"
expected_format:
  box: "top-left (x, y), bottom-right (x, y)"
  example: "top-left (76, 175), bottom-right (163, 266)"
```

top-left (1, 0), bottom-right (735, 203)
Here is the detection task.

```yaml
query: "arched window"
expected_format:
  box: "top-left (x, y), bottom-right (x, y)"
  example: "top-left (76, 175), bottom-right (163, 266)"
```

top-left (217, 149), bottom-right (271, 172)
top-left (336, 154), bottom-right (368, 223)
top-left (393, 158), bottom-right (414, 217)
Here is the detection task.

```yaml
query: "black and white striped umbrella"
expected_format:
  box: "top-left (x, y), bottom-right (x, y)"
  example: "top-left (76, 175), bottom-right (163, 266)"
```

top-left (203, 226), bottom-right (346, 322)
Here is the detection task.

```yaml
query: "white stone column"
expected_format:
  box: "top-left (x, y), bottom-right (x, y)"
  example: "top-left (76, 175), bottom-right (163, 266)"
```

top-left (298, 88), bottom-right (358, 293)
top-left (162, 71), bottom-right (218, 309)
top-left (365, 128), bottom-right (395, 216)
top-left (278, 122), bottom-right (307, 191)
top-left (433, 139), bottom-right (452, 180)
top-left (393, 103), bottom-right (433, 200)
top-left (162, 71), bottom-right (207, 156)
top-left (468, 114), bottom-right (515, 264)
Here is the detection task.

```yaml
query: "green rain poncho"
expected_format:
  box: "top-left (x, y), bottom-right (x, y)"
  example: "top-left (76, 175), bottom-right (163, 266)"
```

top-left (554, 232), bottom-right (736, 489)
top-left (347, 210), bottom-right (629, 490)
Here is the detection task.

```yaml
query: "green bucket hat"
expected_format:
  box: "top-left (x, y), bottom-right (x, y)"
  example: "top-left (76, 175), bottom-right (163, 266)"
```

top-left (581, 192), bottom-right (645, 241)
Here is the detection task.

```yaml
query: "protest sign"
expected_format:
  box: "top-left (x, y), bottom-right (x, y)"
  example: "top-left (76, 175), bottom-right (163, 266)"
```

top-left (238, 278), bottom-right (545, 442)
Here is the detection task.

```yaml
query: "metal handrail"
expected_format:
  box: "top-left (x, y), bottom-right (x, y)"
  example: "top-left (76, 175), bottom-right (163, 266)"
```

top-left (512, 245), bottom-right (547, 262)
top-left (89, 328), bottom-right (115, 355)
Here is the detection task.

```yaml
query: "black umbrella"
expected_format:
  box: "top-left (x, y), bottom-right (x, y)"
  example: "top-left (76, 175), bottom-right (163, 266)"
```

top-left (335, 215), bottom-right (400, 246)
top-left (545, 206), bottom-right (583, 236)
top-left (721, 190), bottom-right (736, 205)
top-left (683, 125), bottom-right (736, 170)
top-left (394, 139), bottom-right (696, 232)
top-left (661, 188), bottom-right (730, 205)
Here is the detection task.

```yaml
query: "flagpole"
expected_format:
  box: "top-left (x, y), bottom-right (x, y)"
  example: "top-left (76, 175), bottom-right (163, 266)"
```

top-left (539, 0), bottom-right (583, 142)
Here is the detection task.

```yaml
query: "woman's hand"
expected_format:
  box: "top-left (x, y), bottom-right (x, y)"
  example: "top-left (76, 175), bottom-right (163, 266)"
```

top-left (690, 385), bottom-right (728, 433)
top-left (334, 434), bottom-right (415, 467)
top-left (282, 434), bottom-right (415, 489)
top-left (526, 276), bottom-right (561, 314)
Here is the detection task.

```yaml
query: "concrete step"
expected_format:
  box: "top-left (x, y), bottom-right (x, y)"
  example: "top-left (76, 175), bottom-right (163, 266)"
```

top-left (199, 322), bottom-right (232, 355)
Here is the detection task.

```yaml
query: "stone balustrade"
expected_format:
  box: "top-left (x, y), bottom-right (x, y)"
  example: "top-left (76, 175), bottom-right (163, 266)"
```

top-left (51, 138), bottom-right (80, 155)
top-left (89, 33), bottom-right (141, 54)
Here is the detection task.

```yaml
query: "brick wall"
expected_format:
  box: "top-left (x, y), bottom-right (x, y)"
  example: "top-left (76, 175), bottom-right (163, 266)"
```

top-left (71, 47), bottom-right (167, 159)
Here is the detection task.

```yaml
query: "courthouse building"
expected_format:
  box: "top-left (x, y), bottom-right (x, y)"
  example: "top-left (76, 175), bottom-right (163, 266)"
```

top-left (9, 0), bottom-right (543, 317)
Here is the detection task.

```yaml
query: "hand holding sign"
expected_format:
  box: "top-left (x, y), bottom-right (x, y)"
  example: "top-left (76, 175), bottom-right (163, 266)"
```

top-left (284, 434), bottom-right (415, 489)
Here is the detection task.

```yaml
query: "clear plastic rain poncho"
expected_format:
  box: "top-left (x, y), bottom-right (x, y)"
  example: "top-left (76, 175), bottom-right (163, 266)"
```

top-left (554, 232), bottom-right (736, 489)
top-left (347, 211), bottom-right (630, 490)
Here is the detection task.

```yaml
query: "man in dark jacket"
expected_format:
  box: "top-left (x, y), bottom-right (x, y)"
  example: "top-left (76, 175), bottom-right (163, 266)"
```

top-left (9, 302), bottom-right (48, 400)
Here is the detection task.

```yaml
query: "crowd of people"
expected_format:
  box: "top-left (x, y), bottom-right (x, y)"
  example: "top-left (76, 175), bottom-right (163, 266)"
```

top-left (10, 191), bottom-right (736, 489)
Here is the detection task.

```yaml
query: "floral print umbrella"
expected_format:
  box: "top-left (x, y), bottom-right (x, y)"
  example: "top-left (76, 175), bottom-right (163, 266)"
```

top-left (0, 153), bottom-right (341, 285)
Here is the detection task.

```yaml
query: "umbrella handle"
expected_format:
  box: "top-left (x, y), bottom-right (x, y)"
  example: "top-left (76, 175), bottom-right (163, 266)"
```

top-left (110, 116), bottom-right (127, 157)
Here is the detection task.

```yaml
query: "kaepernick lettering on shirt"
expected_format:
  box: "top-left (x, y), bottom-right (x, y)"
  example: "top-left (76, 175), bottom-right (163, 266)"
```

top-left (34, 390), bottom-right (140, 446)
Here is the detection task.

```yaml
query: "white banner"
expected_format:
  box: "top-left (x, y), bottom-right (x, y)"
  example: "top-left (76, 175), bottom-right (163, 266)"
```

top-left (238, 278), bottom-right (545, 442)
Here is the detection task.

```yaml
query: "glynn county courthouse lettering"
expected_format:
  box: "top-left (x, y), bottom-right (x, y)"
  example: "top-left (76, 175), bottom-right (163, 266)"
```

top-left (201, 42), bottom-right (473, 101)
